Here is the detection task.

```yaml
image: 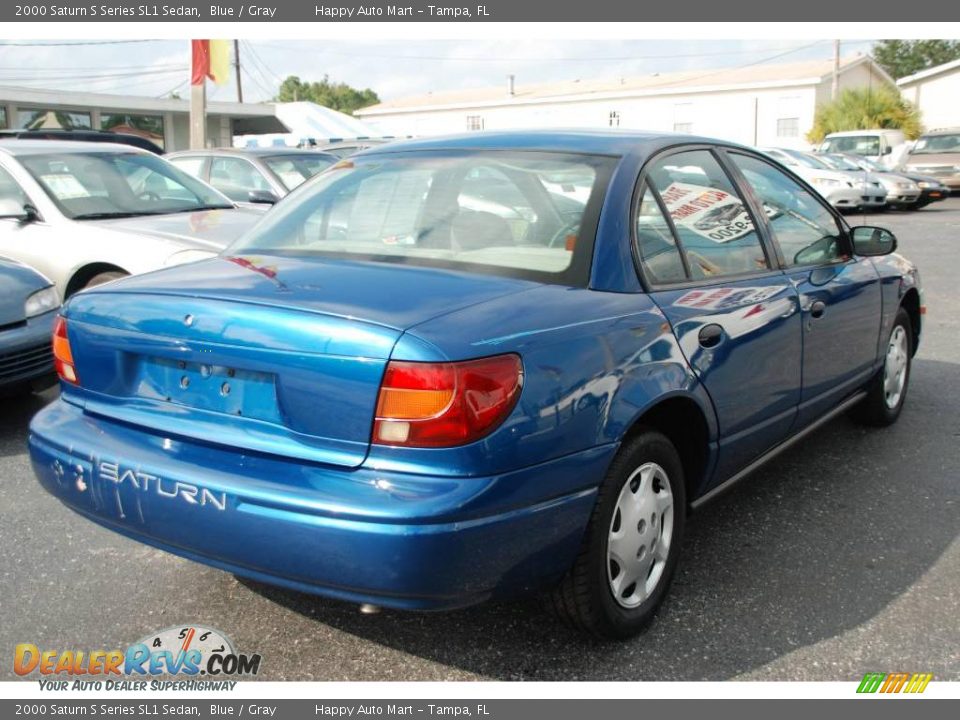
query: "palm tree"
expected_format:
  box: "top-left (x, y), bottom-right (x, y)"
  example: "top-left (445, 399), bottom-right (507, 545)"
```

top-left (807, 87), bottom-right (923, 143)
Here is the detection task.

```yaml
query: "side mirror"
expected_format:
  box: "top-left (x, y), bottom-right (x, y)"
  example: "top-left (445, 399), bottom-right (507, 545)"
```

top-left (852, 225), bottom-right (897, 256)
top-left (0, 199), bottom-right (38, 223)
top-left (882, 146), bottom-right (893, 155)
top-left (247, 189), bottom-right (279, 205)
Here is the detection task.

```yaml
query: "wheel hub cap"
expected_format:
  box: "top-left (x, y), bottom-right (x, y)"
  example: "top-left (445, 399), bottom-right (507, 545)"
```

top-left (883, 326), bottom-right (908, 409)
top-left (607, 462), bottom-right (674, 608)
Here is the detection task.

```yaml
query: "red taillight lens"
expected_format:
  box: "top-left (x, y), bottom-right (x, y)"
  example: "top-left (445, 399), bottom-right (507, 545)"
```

top-left (373, 354), bottom-right (523, 447)
top-left (52, 316), bottom-right (79, 385)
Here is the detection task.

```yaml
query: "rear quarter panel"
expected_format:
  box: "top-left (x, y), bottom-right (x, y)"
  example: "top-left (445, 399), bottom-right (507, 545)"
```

top-left (366, 285), bottom-right (718, 485)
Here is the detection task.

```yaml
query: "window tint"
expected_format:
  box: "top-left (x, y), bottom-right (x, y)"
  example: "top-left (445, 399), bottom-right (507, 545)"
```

top-left (646, 150), bottom-right (768, 279)
top-left (731, 153), bottom-right (847, 267)
top-left (209, 157), bottom-right (272, 201)
top-left (634, 187), bottom-right (686, 284)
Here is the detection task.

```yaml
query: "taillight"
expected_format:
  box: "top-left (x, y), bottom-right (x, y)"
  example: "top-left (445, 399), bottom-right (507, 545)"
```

top-left (52, 316), bottom-right (78, 385)
top-left (373, 354), bottom-right (523, 447)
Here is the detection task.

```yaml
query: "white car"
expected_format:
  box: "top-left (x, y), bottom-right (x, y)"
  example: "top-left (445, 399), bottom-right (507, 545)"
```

top-left (818, 129), bottom-right (910, 170)
top-left (0, 140), bottom-right (264, 298)
top-left (760, 148), bottom-right (886, 211)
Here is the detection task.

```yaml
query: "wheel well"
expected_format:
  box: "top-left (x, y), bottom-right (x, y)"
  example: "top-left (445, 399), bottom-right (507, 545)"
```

top-left (901, 288), bottom-right (921, 354)
top-left (65, 263), bottom-right (127, 299)
top-left (624, 397), bottom-right (710, 508)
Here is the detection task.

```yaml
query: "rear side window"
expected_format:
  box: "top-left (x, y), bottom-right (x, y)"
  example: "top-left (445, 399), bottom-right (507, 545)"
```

top-left (644, 149), bottom-right (769, 280)
top-left (634, 187), bottom-right (687, 284)
top-left (169, 156), bottom-right (206, 179)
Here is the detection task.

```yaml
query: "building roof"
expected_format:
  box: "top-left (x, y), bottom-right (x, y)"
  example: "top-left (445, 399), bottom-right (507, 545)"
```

top-left (357, 55), bottom-right (889, 117)
top-left (896, 58), bottom-right (960, 87)
top-left (0, 139), bottom-right (148, 156)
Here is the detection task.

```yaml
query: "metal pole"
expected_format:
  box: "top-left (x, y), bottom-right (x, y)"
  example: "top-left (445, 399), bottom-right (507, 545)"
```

top-left (832, 40), bottom-right (840, 100)
top-left (234, 39), bottom-right (243, 103)
top-left (190, 81), bottom-right (207, 149)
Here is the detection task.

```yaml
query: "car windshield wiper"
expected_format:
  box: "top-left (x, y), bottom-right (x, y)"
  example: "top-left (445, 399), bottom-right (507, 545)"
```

top-left (71, 211), bottom-right (153, 220)
top-left (150, 205), bottom-right (235, 214)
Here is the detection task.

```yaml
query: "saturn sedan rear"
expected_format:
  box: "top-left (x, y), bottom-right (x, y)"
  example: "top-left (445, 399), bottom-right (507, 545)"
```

top-left (29, 131), bottom-right (920, 638)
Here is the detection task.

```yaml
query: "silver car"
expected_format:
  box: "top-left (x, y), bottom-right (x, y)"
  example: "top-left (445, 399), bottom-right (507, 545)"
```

top-left (760, 148), bottom-right (887, 211)
top-left (0, 140), bottom-right (264, 298)
top-left (818, 153), bottom-right (920, 208)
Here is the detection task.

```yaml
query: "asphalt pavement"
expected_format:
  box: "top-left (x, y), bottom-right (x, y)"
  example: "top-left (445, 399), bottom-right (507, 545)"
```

top-left (2, 199), bottom-right (958, 681)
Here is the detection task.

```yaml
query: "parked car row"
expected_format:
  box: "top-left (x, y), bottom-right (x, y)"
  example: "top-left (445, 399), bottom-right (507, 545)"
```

top-left (760, 146), bottom-right (950, 212)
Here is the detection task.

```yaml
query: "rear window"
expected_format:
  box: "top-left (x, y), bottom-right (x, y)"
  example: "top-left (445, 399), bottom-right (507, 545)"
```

top-left (229, 150), bottom-right (615, 285)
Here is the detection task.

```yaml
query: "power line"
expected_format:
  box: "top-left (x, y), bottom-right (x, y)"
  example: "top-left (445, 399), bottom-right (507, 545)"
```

top-left (0, 40), bottom-right (167, 47)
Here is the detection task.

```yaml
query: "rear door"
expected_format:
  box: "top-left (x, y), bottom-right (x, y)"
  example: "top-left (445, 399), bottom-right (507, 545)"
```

top-left (726, 151), bottom-right (882, 426)
top-left (634, 147), bottom-right (803, 483)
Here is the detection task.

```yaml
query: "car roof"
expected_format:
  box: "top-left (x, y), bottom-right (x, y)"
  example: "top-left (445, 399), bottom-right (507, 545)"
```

top-left (825, 129), bottom-right (903, 137)
top-left (169, 147), bottom-right (336, 157)
top-left (920, 127), bottom-right (960, 136)
top-left (355, 129), bottom-right (742, 158)
top-left (0, 139), bottom-right (148, 156)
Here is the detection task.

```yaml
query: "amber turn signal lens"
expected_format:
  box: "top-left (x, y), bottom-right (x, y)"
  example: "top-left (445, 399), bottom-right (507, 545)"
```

top-left (52, 316), bottom-right (79, 385)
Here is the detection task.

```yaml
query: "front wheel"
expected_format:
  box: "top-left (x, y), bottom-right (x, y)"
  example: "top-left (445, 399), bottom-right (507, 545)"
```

top-left (548, 430), bottom-right (686, 639)
top-left (852, 307), bottom-right (912, 426)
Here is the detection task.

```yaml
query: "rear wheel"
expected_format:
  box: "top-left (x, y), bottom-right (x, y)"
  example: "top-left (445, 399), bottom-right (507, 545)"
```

top-left (82, 271), bottom-right (128, 291)
top-left (852, 307), bottom-right (912, 426)
top-left (548, 430), bottom-right (686, 639)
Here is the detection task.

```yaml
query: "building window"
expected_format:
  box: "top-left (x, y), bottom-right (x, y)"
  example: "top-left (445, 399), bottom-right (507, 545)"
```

top-left (17, 108), bottom-right (91, 130)
top-left (609, 111), bottom-right (620, 127)
top-left (673, 102), bottom-right (693, 134)
top-left (776, 117), bottom-right (800, 138)
top-left (466, 115), bottom-right (484, 131)
top-left (101, 113), bottom-right (166, 150)
top-left (0, 107), bottom-right (6, 130)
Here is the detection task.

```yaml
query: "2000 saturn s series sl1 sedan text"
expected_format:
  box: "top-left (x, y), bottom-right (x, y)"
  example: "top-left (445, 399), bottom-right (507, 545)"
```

top-left (29, 131), bottom-right (922, 638)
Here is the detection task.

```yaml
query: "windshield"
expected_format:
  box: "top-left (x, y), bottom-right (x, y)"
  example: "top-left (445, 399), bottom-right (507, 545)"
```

top-left (910, 133), bottom-right (960, 155)
top-left (820, 155), bottom-right (862, 171)
top-left (821, 135), bottom-right (881, 156)
top-left (19, 151), bottom-right (233, 219)
top-left (229, 150), bottom-right (615, 285)
top-left (263, 153), bottom-right (337, 191)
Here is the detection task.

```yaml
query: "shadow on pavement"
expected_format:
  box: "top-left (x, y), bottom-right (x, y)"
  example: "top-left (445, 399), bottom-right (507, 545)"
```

top-left (239, 357), bottom-right (960, 680)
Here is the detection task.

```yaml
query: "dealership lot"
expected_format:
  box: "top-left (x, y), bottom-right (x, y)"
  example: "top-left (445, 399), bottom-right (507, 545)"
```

top-left (1, 199), bottom-right (958, 681)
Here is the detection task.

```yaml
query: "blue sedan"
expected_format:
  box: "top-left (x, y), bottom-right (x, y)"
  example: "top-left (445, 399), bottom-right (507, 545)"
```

top-left (0, 256), bottom-right (58, 395)
top-left (28, 131), bottom-right (921, 638)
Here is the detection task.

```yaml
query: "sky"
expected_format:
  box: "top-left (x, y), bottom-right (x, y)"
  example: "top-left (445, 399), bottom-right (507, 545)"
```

top-left (0, 38), bottom-right (877, 105)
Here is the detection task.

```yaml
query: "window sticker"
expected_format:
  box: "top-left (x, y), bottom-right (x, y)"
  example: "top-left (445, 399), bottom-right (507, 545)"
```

top-left (40, 174), bottom-right (91, 199)
top-left (659, 182), bottom-right (754, 243)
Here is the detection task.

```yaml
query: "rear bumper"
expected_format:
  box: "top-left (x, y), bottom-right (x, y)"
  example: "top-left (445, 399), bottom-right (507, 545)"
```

top-left (29, 399), bottom-right (610, 609)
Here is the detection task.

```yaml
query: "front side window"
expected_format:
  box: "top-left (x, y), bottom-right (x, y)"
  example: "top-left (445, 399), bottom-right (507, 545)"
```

top-left (209, 157), bottom-right (273, 201)
top-left (0, 165), bottom-right (29, 209)
top-left (18, 151), bottom-right (232, 219)
top-left (644, 149), bottom-right (768, 280)
top-left (230, 151), bottom-right (614, 285)
top-left (730, 153), bottom-right (847, 267)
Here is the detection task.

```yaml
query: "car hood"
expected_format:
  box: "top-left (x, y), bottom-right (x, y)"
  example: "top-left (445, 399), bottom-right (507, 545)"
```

top-left (0, 257), bottom-right (51, 325)
top-left (904, 152), bottom-right (960, 168)
top-left (88, 254), bottom-right (540, 332)
top-left (92, 207), bottom-right (264, 252)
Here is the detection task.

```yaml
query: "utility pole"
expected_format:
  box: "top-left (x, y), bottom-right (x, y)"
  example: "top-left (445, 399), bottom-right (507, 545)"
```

top-left (234, 39), bottom-right (243, 103)
top-left (189, 80), bottom-right (206, 149)
top-left (832, 39), bottom-right (840, 100)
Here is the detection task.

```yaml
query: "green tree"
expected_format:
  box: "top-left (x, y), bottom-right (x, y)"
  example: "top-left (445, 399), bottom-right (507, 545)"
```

top-left (807, 86), bottom-right (923, 143)
top-left (276, 75), bottom-right (380, 114)
top-left (873, 40), bottom-right (960, 79)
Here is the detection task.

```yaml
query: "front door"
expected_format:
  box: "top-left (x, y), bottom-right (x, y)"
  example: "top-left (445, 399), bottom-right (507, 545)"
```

top-left (726, 151), bottom-right (882, 426)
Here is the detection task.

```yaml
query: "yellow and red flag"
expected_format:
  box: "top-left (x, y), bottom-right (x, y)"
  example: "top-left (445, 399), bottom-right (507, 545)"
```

top-left (191, 39), bottom-right (230, 85)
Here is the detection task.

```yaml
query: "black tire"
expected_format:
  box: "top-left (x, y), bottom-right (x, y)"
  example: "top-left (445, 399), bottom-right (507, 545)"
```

top-left (548, 430), bottom-right (686, 639)
top-left (82, 271), bottom-right (128, 291)
top-left (851, 307), bottom-right (912, 427)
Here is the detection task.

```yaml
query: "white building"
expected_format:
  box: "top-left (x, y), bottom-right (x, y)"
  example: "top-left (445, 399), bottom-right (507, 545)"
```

top-left (897, 58), bottom-right (960, 131)
top-left (356, 55), bottom-right (894, 150)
